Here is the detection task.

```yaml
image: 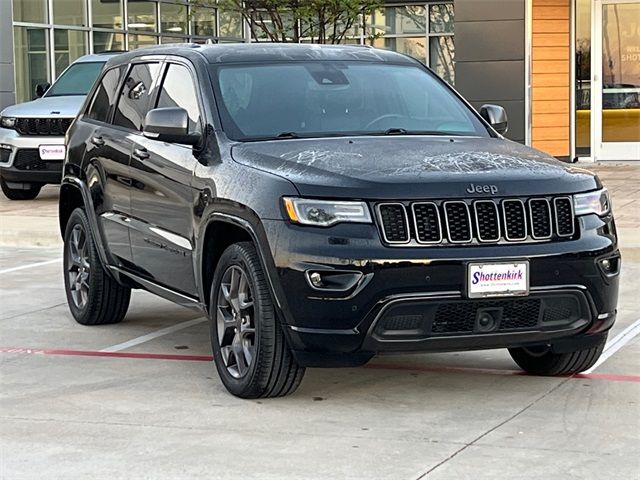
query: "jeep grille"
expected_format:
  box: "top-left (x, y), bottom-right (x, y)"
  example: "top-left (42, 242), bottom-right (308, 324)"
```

top-left (14, 117), bottom-right (74, 136)
top-left (375, 196), bottom-right (576, 246)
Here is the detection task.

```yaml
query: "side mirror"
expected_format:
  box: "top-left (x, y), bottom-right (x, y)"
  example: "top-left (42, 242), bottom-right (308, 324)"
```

top-left (35, 82), bottom-right (51, 98)
top-left (480, 104), bottom-right (508, 135)
top-left (143, 107), bottom-right (200, 145)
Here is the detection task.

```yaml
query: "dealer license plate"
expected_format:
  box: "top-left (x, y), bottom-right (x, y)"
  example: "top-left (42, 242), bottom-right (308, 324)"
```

top-left (38, 144), bottom-right (66, 160)
top-left (467, 261), bottom-right (529, 298)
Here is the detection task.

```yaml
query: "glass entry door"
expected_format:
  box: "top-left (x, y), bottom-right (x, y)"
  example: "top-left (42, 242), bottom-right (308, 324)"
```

top-left (592, 0), bottom-right (640, 160)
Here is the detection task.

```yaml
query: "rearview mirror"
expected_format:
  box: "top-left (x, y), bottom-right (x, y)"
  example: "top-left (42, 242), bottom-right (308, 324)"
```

top-left (143, 107), bottom-right (200, 145)
top-left (35, 82), bottom-right (51, 98)
top-left (480, 104), bottom-right (508, 135)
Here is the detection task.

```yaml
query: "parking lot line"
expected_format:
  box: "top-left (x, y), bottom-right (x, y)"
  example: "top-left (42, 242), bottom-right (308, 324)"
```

top-left (1, 346), bottom-right (638, 383)
top-left (584, 317), bottom-right (640, 373)
top-left (99, 317), bottom-right (208, 352)
top-left (0, 258), bottom-right (61, 274)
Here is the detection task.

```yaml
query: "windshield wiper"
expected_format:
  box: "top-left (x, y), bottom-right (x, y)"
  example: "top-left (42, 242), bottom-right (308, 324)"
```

top-left (379, 129), bottom-right (462, 137)
top-left (384, 128), bottom-right (408, 135)
top-left (275, 132), bottom-right (300, 139)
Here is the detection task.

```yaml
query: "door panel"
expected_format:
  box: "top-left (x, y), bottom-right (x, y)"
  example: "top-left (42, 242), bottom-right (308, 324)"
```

top-left (84, 125), bottom-right (134, 264)
top-left (129, 139), bottom-right (198, 295)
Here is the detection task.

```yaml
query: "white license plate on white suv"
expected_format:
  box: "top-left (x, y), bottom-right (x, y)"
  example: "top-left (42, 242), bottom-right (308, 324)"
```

top-left (467, 261), bottom-right (529, 298)
top-left (39, 144), bottom-right (66, 160)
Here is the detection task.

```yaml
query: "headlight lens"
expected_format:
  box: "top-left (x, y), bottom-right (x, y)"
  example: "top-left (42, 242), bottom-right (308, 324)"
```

top-left (573, 188), bottom-right (610, 216)
top-left (283, 197), bottom-right (372, 227)
top-left (0, 116), bottom-right (16, 128)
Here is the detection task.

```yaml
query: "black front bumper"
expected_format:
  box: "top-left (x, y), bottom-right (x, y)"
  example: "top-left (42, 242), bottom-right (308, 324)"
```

top-left (261, 215), bottom-right (619, 367)
top-left (0, 148), bottom-right (63, 185)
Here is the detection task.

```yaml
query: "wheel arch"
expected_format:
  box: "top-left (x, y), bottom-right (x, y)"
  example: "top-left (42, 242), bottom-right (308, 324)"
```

top-left (59, 181), bottom-right (85, 237)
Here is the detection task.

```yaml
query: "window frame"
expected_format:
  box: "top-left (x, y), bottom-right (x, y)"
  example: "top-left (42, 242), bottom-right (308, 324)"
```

top-left (154, 59), bottom-right (205, 137)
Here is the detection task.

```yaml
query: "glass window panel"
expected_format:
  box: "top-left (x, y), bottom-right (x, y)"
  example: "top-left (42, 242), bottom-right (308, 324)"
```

top-left (113, 62), bottom-right (162, 130)
top-left (127, 34), bottom-right (157, 50)
top-left (54, 30), bottom-right (87, 78)
top-left (429, 4), bottom-right (454, 34)
top-left (13, 27), bottom-right (50, 103)
top-left (375, 6), bottom-right (426, 35)
top-left (53, 0), bottom-right (86, 27)
top-left (157, 64), bottom-right (201, 133)
top-left (160, 36), bottom-right (188, 44)
top-left (91, 0), bottom-right (124, 29)
top-left (47, 61), bottom-right (105, 96)
top-left (192, 6), bottom-right (216, 37)
top-left (601, 3), bottom-right (640, 143)
top-left (218, 10), bottom-right (243, 39)
top-left (372, 37), bottom-right (426, 64)
top-left (429, 35), bottom-right (455, 85)
top-left (128, 0), bottom-right (156, 31)
top-left (93, 32), bottom-right (125, 53)
top-left (12, 0), bottom-right (48, 24)
top-left (87, 66), bottom-right (126, 123)
top-left (575, 0), bottom-right (591, 155)
top-left (160, 2), bottom-right (187, 35)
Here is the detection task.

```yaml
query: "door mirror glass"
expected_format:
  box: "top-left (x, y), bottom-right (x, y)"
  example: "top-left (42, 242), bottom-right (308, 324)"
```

top-left (143, 107), bottom-right (200, 145)
top-left (35, 82), bottom-right (51, 98)
top-left (480, 104), bottom-right (508, 135)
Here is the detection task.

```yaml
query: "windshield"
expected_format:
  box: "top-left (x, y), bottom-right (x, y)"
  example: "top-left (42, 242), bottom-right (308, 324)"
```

top-left (45, 61), bottom-right (105, 97)
top-left (213, 62), bottom-right (489, 141)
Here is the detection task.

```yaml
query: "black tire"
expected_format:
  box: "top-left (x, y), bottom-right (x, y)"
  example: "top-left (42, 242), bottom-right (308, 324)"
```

top-left (0, 177), bottom-right (41, 200)
top-left (209, 242), bottom-right (305, 398)
top-left (63, 207), bottom-right (131, 325)
top-left (508, 336), bottom-right (606, 376)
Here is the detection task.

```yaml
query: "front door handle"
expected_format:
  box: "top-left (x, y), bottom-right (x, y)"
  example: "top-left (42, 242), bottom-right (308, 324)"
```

top-left (133, 147), bottom-right (149, 160)
top-left (91, 136), bottom-right (104, 147)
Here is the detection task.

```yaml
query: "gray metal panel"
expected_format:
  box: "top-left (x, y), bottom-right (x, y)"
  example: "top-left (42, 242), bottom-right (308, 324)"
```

top-left (454, 0), bottom-right (527, 143)
top-left (454, 21), bottom-right (525, 62)
top-left (0, 1), bottom-right (15, 110)
top-left (455, 0), bottom-right (525, 21)
top-left (455, 61), bottom-right (525, 101)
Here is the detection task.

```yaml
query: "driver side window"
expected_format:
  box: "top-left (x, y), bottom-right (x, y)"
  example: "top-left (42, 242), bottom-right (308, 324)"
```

top-left (112, 63), bottom-right (161, 131)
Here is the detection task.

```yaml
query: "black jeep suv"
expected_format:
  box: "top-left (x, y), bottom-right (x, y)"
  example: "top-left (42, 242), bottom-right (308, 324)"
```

top-left (60, 44), bottom-right (620, 398)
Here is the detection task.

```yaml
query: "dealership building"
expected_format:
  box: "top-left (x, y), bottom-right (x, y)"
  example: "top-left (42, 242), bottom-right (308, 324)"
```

top-left (0, 0), bottom-right (638, 161)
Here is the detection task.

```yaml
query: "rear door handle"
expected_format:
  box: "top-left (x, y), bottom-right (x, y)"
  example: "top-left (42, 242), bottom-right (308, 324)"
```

top-left (91, 136), bottom-right (104, 146)
top-left (133, 147), bottom-right (149, 160)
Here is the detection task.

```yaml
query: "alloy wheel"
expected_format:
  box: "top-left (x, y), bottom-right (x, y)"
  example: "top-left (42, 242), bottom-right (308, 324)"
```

top-left (216, 265), bottom-right (256, 378)
top-left (67, 224), bottom-right (91, 310)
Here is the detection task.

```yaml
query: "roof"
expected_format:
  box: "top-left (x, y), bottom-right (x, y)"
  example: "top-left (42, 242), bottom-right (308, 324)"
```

top-left (103, 43), bottom-right (418, 67)
top-left (73, 51), bottom-right (126, 63)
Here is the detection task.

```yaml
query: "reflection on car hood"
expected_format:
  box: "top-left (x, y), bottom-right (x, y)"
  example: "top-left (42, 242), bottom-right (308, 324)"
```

top-left (231, 136), bottom-right (600, 199)
top-left (0, 95), bottom-right (86, 118)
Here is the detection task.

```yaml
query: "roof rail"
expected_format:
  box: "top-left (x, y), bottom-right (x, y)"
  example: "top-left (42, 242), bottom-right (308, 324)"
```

top-left (96, 50), bottom-right (128, 54)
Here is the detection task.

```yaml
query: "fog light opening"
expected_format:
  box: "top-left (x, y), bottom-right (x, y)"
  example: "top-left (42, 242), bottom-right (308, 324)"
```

top-left (598, 255), bottom-right (620, 277)
top-left (305, 270), bottom-right (364, 292)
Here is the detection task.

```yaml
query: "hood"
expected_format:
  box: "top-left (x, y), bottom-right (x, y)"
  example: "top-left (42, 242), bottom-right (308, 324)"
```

top-left (231, 136), bottom-right (599, 199)
top-left (1, 95), bottom-right (86, 118)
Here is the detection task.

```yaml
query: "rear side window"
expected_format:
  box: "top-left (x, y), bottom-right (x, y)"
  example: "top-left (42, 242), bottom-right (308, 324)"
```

top-left (156, 63), bottom-right (202, 134)
top-left (113, 63), bottom-right (161, 131)
top-left (85, 66), bottom-right (124, 123)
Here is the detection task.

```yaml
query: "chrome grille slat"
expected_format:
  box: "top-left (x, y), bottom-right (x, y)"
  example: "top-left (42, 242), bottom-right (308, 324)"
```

top-left (376, 196), bottom-right (577, 246)
top-left (15, 117), bottom-right (74, 136)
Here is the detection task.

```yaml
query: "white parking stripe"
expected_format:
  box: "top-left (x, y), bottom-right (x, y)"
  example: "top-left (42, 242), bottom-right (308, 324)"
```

top-left (0, 258), bottom-right (61, 274)
top-left (585, 317), bottom-right (640, 373)
top-left (100, 317), bottom-right (208, 352)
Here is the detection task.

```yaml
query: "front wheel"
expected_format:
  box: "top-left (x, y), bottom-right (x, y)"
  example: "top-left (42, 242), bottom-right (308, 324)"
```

top-left (209, 242), bottom-right (305, 398)
top-left (0, 177), bottom-right (41, 200)
top-left (508, 336), bottom-right (606, 376)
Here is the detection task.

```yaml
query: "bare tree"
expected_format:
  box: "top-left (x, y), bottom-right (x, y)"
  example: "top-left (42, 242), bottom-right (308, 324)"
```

top-left (193, 0), bottom-right (381, 44)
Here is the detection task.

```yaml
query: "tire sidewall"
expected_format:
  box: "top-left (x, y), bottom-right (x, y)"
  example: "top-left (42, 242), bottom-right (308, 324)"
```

top-left (63, 208), bottom-right (99, 323)
top-left (208, 244), bottom-right (270, 396)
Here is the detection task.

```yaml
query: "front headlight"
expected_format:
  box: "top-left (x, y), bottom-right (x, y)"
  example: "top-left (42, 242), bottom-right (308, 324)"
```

top-left (0, 116), bottom-right (16, 129)
top-left (573, 188), bottom-right (611, 216)
top-left (283, 197), bottom-right (372, 227)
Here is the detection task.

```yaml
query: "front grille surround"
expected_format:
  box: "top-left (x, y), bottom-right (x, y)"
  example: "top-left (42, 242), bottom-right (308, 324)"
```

top-left (14, 117), bottom-right (74, 136)
top-left (375, 196), bottom-right (578, 247)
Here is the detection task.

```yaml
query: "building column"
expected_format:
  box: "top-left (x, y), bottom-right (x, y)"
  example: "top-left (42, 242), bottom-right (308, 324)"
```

top-left (0, 2), bottom-right (16, 111)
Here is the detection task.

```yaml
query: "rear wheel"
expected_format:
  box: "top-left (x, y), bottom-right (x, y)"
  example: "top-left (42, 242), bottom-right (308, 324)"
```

top-left (0, 177), bottom-right (41, 200)
top-left (63, 207), bottom-right (131, 325)
top-left (209, 242), bottom-right (305, 398)
top-left (508, 336), bottom-right (606, 376)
